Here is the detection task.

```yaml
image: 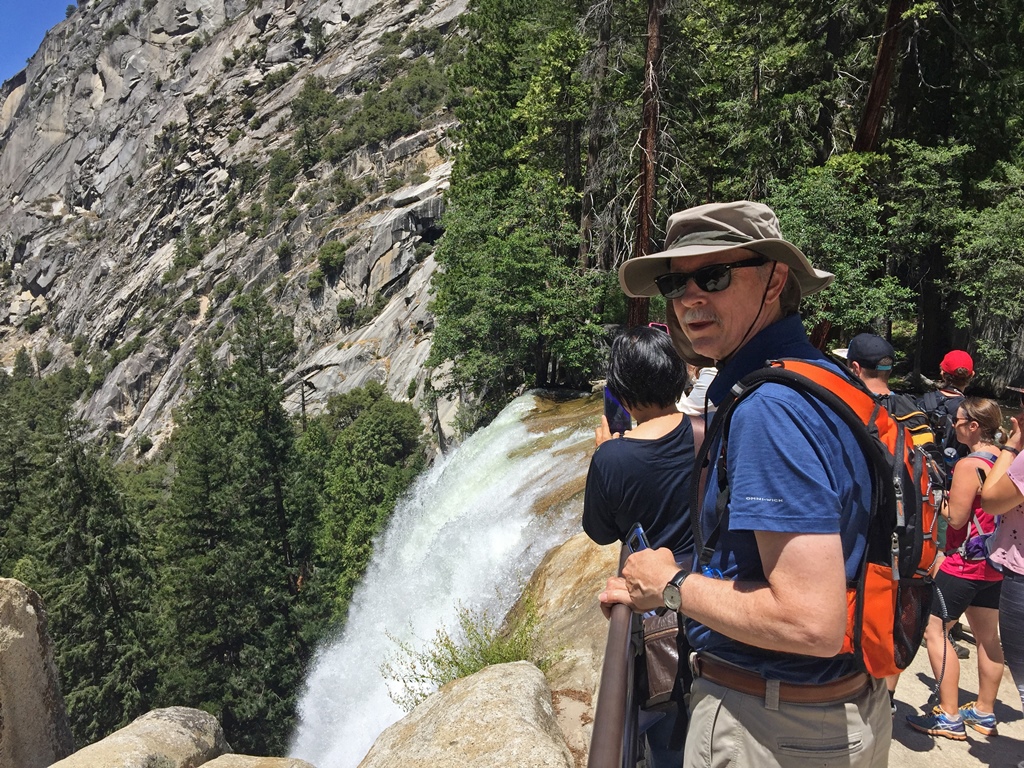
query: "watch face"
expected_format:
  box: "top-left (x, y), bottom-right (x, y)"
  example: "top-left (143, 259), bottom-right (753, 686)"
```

top-left (663, 584), bottom-right (681, 612)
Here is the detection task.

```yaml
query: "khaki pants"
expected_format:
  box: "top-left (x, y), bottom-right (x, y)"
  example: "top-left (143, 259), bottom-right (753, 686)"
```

top-left (683, 674), bottom-right (891, 768)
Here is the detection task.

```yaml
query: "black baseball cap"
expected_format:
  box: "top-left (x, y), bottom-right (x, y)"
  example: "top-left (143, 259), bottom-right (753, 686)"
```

top-left (845, 333), bottom-right (895, 371)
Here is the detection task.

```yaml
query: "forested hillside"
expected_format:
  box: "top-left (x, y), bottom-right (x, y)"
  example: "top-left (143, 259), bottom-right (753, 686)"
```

top-left (0, 293), bottom-right (425, 754)
top-left (430, 0), bottom-right (1024, 426)
top-left (3, 0), bottom-right (1024, 758)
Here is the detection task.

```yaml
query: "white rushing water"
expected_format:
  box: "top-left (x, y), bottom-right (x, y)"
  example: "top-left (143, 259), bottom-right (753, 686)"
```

top-left (288, 393), bottom-right (593, 767)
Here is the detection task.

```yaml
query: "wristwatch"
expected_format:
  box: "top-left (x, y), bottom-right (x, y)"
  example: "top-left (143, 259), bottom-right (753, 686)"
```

top-left (662, 569), bottom-right (689, 612)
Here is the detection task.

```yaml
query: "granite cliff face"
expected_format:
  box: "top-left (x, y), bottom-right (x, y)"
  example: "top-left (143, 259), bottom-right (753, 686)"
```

top-left (0, 0), bottom-right (465, 452)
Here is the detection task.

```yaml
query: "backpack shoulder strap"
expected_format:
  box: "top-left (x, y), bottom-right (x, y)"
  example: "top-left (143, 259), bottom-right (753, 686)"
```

top-left (686, 414), bottom-right (708, 508)
top-left (689, 359), bottom-right (892, 568)
top-left (966, 450), bottom-right (998, 465)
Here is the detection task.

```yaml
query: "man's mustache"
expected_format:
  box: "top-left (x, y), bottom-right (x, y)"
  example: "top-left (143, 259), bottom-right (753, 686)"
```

top-left (681, 309), bottom-right (718, 325)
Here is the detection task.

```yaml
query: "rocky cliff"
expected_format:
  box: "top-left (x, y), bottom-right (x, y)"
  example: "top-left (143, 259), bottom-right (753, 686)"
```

top-left (0, 0), bottom-right (466, 453)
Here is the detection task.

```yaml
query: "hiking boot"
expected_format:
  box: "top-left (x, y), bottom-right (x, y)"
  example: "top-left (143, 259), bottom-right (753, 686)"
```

top-left (906, 707), bottom-right (967, 741)
top-left (959, 701), bottom-right (997, 736)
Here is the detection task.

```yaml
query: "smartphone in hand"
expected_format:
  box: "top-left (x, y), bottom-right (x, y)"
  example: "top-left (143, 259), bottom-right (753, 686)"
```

top-left (604, 387), bottom-right (632, 435)
top-left (626, 522), bottom-right (650, 553)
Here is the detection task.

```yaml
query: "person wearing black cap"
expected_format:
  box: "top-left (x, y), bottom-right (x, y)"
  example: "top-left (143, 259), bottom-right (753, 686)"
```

top-left (839, 333), bottom-right (940, 466)
top-left (599, 201), bottom-right (889, 768)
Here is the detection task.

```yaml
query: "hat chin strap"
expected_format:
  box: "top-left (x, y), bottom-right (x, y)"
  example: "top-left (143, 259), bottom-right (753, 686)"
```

top-left (717, 261), bottom-right (778, 365)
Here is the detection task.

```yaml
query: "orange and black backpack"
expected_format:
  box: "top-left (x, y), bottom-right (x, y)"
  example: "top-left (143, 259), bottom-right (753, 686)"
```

top-left (691, 359), bottom-right (939, 678)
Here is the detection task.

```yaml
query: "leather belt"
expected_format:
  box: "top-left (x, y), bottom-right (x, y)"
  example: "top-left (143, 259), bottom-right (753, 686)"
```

top-left (691, 653), bottom-right (870, 705)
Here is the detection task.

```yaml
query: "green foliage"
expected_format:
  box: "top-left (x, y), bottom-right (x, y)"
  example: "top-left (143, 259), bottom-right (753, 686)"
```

top-left (308, 268), bottom-right (325, 295)
top-left (72, 335), bottom-right (88, 356)
top-left (291, 76), bottom-right (342, 167)
top-left (949, 164), bottom-right (1024, 371)
top-left (22, 313), bottom-right (44, 334)
top-left (323, 58), bottom-right (446, 158)
top-left (317, 240), bottom-right (348, 277)
top-left (154, 296), bottom-right (309, 754)
top-left (381, 596), bottom-right (550, 711)
top-left (767, 159), bottom-right (915, 333)
top-left (316, 382), bottom-right (425, 621)
top-left (263, 64), bottom-right (297, 92)
top-left (104, 21), bottom-right (129, 42)
top-left (265, 150), bottom-right (301, 207)
top-left (163, 225), bottom-right (207, 283)
top-left (35, 349), bottom-right (54, 371)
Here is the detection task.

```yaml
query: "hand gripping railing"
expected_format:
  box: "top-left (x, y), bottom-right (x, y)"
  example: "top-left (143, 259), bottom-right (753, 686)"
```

top-left (587, 547), bottom-right (640, 768)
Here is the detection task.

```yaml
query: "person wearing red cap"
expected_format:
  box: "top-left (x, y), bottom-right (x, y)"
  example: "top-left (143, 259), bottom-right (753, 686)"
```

top-left (918, 350), bottom-right (976, 478)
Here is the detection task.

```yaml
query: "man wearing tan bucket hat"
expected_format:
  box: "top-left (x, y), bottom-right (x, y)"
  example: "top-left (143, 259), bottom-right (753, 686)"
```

top-left (600, 201), bottom-right (890, 767)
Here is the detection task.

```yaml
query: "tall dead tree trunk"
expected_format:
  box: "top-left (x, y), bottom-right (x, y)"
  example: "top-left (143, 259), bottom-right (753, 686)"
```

top-left (853, 0), bottom-right (911, 152)
top-left (627, 0), bottom-right (664, 329)
top-left (578, 4), bottom-right (613, 269)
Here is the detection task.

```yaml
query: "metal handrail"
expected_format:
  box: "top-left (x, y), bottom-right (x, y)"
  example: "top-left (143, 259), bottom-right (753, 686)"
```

top-left (587, 547), bottom-right (639, 768)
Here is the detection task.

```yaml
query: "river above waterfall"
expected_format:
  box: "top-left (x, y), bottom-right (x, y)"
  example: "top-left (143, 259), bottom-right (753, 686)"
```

top-left (288, 391), bottom-right (598, 767)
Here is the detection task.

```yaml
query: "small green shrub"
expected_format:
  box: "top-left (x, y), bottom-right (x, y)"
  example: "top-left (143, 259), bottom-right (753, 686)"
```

top-left (136, 435), bottom-right (154, 455)
top-left (380, 597), bottom-right (550, 712)
top-left (104, 21), bottom-right (129, 42)
top-left (336, 297), bottom-right (357, 328)
top-left (354, 292), bottom-right (388, 326)
top-left (22, 313), bottom-right (44, 333)
top-left (317, 240), bottom-right (348, 276)
top-left (308, 268), bottom-right (325, 295)
top-left (264, 64), bottom-right (297, 92)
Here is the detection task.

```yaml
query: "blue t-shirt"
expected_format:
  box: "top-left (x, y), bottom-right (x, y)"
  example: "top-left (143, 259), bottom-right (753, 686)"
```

top-left (689, 314), bottom-right (872, 684)
top-left (582, 416), bottom-right (695, 560)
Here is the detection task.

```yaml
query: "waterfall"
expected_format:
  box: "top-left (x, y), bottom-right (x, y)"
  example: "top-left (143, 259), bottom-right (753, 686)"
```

top-left (288, 392), bottom-right (595, 767)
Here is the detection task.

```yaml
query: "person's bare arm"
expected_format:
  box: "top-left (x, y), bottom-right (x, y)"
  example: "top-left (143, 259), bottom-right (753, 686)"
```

top-left (946, 456), bottom-right (986, 529)
top-left (981, 416), bottom-right (1024, 516)
top-left (604, 532), bottom-right (848, 657)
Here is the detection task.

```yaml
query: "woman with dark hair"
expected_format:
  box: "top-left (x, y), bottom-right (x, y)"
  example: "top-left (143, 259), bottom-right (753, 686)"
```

top-left (908, 397), bottom-right (1005, 741)
top-left (582, 325), bottom-right (695, 766)
top-left (980, 387), bottom-right (1024, 716)
top-left (583, 325), bottom-right (694, 558)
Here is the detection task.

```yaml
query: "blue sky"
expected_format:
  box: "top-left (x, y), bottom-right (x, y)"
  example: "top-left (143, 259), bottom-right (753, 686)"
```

top-left (0, 0), bottom-right (73, 85)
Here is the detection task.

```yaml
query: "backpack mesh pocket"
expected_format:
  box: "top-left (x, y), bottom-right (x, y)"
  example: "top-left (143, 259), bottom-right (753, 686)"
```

top-left (894, 577), bottom-right (933, 669)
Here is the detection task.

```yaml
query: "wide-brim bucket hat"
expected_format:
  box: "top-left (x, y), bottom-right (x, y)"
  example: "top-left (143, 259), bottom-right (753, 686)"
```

top-left (619, 201), bottom-right (834, 299)
top-left (619, 201), bottom-right (835, 365)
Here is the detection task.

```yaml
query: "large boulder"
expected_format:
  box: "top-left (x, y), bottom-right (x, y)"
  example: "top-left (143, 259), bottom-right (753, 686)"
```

top-left (0, 578), bottom-right (74, 768)
top-left (204, 758), bottom-right (315, 768)
top-left (358, 661), bottom-right (573, 768)
top-left (49, 707), bottom-right (230, 768)
top-left (523, 533), bottom-right (620, 767)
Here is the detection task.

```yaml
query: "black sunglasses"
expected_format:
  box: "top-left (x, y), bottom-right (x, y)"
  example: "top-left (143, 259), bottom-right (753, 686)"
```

top-left (654, 256), bottom-right (769, 298)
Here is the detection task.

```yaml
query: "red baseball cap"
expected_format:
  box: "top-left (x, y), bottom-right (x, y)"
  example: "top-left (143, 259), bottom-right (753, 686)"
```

top-left (940, 350), bottom-right (974, 376)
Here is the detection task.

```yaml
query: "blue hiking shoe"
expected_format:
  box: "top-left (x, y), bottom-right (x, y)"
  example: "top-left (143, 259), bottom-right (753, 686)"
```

top-left (959, 701), bottom-right (997, 736)
top-left (906, 707), bottom-right (967, 740)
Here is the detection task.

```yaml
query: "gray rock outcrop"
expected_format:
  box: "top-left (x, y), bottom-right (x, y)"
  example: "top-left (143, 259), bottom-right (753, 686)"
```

top-left (48, 707), bottom-right (230, 768)
top-left (358, 661), bottom-right (574, 768)
top-left (205, 757), bottom-right (316, 768)
top-left (524, 533), bottom-right (620, 767)
top-left (0, 579), bottom-right (74, 768)
top-left (0, 0), bottom-right (469, 455)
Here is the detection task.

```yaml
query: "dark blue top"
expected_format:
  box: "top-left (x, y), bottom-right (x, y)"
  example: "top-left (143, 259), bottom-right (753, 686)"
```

top-left (582, 415), bottom-right (695, 560)
top-left (691, 314), bottom-right (872, 683)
